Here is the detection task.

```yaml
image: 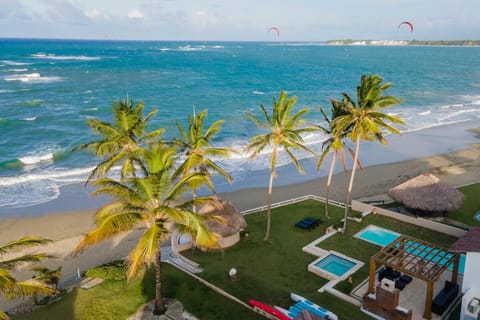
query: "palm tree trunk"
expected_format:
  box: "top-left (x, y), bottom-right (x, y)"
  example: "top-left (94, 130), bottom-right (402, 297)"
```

top-left (264, 171), bottom-right (274, 242)
top-left (192, 189), bottom-right (197, 214)
top-left (153, 248), bottom-right (166, 315)
top-left (324, 151), bottom-right (337, 218)
top-left (342, 138), bottom-right (360, 233)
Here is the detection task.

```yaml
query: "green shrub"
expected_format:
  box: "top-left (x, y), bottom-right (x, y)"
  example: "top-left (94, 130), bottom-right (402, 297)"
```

top-left (85, 260), bottom-right (126, 280)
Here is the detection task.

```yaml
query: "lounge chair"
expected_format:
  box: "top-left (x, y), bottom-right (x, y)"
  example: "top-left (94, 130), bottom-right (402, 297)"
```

top-left (432, 281), bottom-right (459, 315)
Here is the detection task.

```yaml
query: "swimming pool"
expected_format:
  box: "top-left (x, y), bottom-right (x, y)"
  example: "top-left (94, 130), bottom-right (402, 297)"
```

top-left (354, 225), bottom-right (401, 246)
top-left (475, 212), bottom-right (480, 222)
top-left (308, 252), bottom-right (364, 280)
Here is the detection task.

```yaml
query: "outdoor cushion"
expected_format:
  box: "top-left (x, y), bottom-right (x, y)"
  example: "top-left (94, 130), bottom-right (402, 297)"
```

top-left (432, 280), bottom-right (459, 315)
top-left (400, 274), bottom-right (412, 284)
top-left (395, 279), bottom-right (407, 290)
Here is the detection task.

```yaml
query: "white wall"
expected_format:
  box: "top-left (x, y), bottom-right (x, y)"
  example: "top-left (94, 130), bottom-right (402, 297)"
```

top-left (463, 252), bottom-right (480, 293)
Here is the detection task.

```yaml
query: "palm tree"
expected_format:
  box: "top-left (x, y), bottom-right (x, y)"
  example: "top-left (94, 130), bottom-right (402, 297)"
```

top-left (75, 98), bottom-right (164, 184)
top-left (332, 74), bottom-right (404, 232)
top-left (316, 97), bottom-right (362, 218)
top-left (0, 237), bottom-right (56, 319)
top-left (244, 91), bottom-right (316, 242)
top-left (31, 266), bottom-right (62, 304)
top-left (74, 142), bottom-right (220, 315)
top-left (173, 108), bottom-right (237, 210)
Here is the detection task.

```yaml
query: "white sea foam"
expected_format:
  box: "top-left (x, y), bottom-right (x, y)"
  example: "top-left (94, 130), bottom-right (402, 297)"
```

top-left (473, 100), bottom-right (480, 105)
top-left (4, 73), bottom-right (63, 83)
top-left (31, 53), bottom-right (100, 61)
top-left (1, 60), bottom-right (30, 66)
top-left (7, 68), bottom-right (28, 72)
top-left (441, 104), bottom-right (464, 109)
top-left (417, 110), bottom-right (431, 116)
top-left (19, 153), bottom-right (54, 165)
top-left (253, 90), bottom-right (265, 95)
top-left (0, 166), bottom-right (94, 187)
top-left (23, 117), bottom-right (37, 121)
top-left (438, 109), bottom-right (479, 122)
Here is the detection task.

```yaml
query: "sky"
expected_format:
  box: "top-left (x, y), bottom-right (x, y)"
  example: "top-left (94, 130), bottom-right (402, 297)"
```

top-left (1, 0), bottom-right (480, 41)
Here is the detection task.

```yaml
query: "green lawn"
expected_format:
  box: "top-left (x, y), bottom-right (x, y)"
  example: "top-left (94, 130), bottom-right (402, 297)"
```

top-left (447, 183), bottom-right (480, 226)
top-left (184, 199), bottom-right (459, 320)
top-left (12, 197), bottom-right (468, 320)
top-left (13, 264), bottom-right (262, 320)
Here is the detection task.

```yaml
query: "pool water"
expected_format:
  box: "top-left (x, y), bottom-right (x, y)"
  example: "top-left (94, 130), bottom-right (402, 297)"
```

top-left (314, 254), bottom-right (357, 277)
top-left (354, 225), bottom-right (401, 246)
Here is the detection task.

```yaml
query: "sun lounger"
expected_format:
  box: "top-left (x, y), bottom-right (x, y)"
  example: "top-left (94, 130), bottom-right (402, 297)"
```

top-left (295, 221), bottom-right (315, 230)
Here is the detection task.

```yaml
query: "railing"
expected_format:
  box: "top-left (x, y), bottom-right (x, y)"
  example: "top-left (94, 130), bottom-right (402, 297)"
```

top-left (241, 194), bottom-right (345, 216)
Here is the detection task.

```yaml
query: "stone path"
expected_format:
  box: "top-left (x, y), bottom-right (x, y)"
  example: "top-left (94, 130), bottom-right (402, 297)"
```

top-left (160, 246), bottom-right (203, 274)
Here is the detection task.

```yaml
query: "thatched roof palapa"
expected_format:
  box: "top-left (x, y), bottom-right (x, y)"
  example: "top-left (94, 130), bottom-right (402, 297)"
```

top-left (198, 199), bottom-right (247, 237)
top-left (388, 173), bottom-right (464, 212)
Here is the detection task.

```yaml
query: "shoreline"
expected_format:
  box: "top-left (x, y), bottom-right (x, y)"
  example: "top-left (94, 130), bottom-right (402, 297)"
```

top-left (1, 120), bottom-right (479, 218)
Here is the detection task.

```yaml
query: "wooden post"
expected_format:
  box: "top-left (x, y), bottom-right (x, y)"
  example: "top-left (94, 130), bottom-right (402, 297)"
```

top-left (451, 254), bottom-right (460, 284)
top-left (368, 258), bottom-right (376, 294)
top-left (423, 280), bottom-right (434, 319)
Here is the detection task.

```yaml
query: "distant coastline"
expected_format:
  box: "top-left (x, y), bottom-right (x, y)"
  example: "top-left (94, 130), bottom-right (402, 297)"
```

top-left (327, 39), bottom-right (480, 46)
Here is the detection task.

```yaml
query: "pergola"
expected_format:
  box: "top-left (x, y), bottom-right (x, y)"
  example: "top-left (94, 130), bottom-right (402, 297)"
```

top-left (367, 235), bottom-right (461, 319)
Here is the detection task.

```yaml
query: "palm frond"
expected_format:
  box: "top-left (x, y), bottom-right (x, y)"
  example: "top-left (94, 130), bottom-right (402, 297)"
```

top-left (125, 222), bottom-right (165, 280)
top-left (1, 254), bottom-right (54, 270)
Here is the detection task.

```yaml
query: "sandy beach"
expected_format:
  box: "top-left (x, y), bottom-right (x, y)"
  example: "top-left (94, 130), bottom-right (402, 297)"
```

top-left (1, 126), bottom-right (480, 311)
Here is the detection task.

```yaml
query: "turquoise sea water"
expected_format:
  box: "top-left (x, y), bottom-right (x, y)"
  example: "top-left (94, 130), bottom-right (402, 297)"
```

top-left (1, 39), bottom-right (480, 209)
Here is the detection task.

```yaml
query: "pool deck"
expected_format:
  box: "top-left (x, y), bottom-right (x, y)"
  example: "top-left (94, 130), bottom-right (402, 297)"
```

top-left (302, 224), bottom-right (463, 319)
top-left (353, 269), bottom-right (462, 320)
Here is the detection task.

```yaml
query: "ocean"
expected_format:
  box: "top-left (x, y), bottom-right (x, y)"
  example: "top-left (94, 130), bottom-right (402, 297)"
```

top-left (1, 39), bottom-right (480, 211)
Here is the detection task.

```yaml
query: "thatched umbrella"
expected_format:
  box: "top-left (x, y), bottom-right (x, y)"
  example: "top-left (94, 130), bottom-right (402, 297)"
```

top-left (198, 199), bottom-right (247, 238)
top-left (388, 173), bottom-right (464, 213)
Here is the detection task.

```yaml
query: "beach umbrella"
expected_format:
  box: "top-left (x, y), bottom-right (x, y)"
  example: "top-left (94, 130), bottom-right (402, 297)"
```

top-left (198, 199), bottom-right (247, 238)
top-left (387, 173), bottom-right (464, 213)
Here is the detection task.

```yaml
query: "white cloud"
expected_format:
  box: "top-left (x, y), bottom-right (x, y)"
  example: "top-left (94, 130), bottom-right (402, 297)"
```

top-left (84, 8), bottom-right (101, 19)
top-left (128, 9), bottom-right (144, 19)
top-left (191, 10), bottom-right (220, 27)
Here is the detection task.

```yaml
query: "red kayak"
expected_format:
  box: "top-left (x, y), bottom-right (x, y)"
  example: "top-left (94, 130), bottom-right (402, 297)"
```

top-left (248, 299), bottom-right (291, 320)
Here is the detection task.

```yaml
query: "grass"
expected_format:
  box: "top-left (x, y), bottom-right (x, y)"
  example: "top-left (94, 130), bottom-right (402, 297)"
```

top-left (447, 183), bottom-right (480, 226)
top-left (13, 264), bottom-right (262, 320)
top-left (184, 199), bottom-right (459, 320)
top-left (12, 195), bottom-right (471, 320)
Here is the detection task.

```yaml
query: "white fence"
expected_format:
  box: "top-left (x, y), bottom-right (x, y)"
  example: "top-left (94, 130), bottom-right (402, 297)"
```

top-left (240, 194), bottom-right (345, 216)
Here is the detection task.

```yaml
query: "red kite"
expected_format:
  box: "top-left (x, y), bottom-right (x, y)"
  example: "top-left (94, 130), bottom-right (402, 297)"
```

top-left (268, 26), bottom-right (280, 37)
top-left (398, 21), bottom-right (414, 32)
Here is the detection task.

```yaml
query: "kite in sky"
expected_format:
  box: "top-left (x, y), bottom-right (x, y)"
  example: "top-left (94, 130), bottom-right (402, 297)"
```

top-left (397, 21), bottom-right (414, 32)
top-left (268, 26), bottom-right (280, 37)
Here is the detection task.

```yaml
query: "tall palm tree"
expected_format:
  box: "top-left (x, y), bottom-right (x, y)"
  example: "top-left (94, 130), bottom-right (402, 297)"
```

top-left (0, 237), bottom-right (56, 320)
top-left (316, 97), bottom-right (362, 218)
top-left (74, 142), bottom-right (220, 315)
top-left (173, 108), bottom-right (237, 209)
top-left (332, 74), bottom-right (404, 233)
top-left (75, 98), bottom-right (164, 184)
top-left (244, 91), bottom-right (316, 242)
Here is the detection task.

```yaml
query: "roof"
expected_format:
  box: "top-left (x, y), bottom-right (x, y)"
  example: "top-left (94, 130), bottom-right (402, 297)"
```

top-left (449, 227), bottom-right (480, 253)
top-left (372, 235), bottom-right (459, 282)
top-left (198, 199), bottom-right (247, 237)
top-left (387, 173), bottom-right (464, 212)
